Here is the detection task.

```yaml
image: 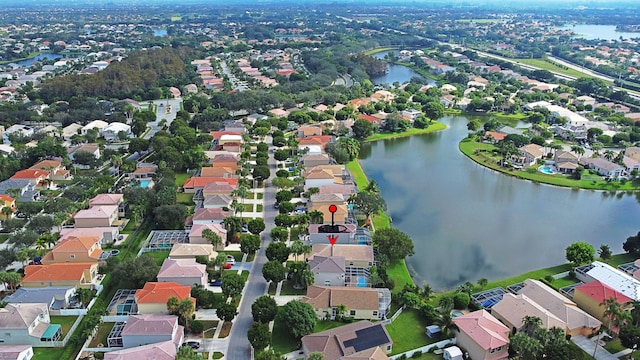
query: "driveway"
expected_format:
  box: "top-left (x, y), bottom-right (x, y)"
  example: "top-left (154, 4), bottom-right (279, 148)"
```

top-left (571, 335), bottom-right (618, 360)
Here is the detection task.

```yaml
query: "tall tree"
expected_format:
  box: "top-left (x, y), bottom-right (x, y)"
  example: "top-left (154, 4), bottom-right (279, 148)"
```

top-left (248, 322), bottom-right (271, 351)
top-left (565, 241), bottom-right (595, 266)
top-left (276, 300), bottom-right (317, 340)
top-left (252, 296), bottom-right (278, 323)
top-left (373, 228), bottom-right (415, 262)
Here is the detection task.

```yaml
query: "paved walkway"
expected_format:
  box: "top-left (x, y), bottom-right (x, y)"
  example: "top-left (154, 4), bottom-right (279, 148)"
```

top-left (572, 335), bottom-right (619, 360)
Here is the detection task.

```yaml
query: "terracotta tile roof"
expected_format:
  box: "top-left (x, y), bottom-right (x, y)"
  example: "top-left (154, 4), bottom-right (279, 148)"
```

top-left (305, 168), bottom-right (334, 180)
top-left (29, 159), bottom-right (61, 170)
top-left (104, 340), bottom-right (176, 360)
top-left (202, 182), bottom-right (236, 194)
top-left (302, 285), bottom-right (379, 310)
top-left (212, 153), bottom-right (240, 163)
top-left (210, 131), bottom-right (242, 139)
top-left (453, 310), bottom-right (509, 351)
top-left (575, 280), bottom-right (632, 305)
top-left (22, 262), bottom-right (95, 282)
top-left (11, 169), bottom-right (49, 179)
top-left (485, 131), bottom-right (506, 141)
top-left (89, 194), bottom-right (124, 206)
top-left (52, 235), bottom-right (101, 253)
top-left (74, 205), bottom-right (118, 219)
top-left (0, 194), bottom-right (15, 203)
top-left (157, 258), bottom-right (206, 278)
top-left (121, 314), bottom-right (178, 335)
top-left (183, 177), bottom-right (238, 189)
top-left (342, 346), bottom-right (389, 360)
top-left (200, 167), bottom-right (236, 177)
top-left (192, 208), bottom-right (231, 222)
top-left (135, 282), bottom-right (193, 304)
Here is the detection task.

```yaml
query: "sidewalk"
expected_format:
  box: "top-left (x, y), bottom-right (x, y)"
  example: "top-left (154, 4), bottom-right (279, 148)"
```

top-left (572, 335), bottom-right (619, 360)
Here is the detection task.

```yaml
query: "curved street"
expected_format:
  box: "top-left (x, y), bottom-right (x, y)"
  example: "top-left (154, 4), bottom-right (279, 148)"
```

top-left (225, 138), bottom-right (279, 359)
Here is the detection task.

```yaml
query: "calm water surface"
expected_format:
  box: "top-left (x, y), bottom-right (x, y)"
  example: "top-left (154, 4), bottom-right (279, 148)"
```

top-left (359, 116), bottom-right (640, 290)
top-left (370, 50), bottom-right (435, 86)
top-left (14, 53), bottom-right (63, 67)
top-left (559, 24), bottom-right (640, 41)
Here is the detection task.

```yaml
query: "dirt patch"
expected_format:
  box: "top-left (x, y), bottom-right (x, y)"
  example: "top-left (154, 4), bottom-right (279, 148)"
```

top-left (218, 321), bottom-right (232, 338)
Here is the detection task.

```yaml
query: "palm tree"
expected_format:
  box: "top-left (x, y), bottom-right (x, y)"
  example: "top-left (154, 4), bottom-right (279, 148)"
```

top-left (522, 315), bottom-right (542, 337)
top-left (477, 278), bottom-right (488, 290)
top-left (591, 142), bottom-right (603, 155)
top-left (602, 297), bottom-right (623, 336)
top-left (420, 284), bottom-right (433, 300)
top-left (309, 210), bottom-right (324, 224)
top-left (436, 308), bottom-right (458, 337)
top-left (202, 228), bottom-right (223, 249)
top-left (604, 150), bottom-right (616, 161)
top-left (365, 180), bottom-right (380, 194)
top-left (111, 155), bottom-right (123, 176)
top-left (570, 145), bottom-right (585, 160)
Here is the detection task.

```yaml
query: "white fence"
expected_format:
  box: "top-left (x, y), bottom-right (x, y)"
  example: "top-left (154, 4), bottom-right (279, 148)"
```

top-left (389, 338), bottom-right (456, 359)
top-left (101, 315), bottom-right (129, 322)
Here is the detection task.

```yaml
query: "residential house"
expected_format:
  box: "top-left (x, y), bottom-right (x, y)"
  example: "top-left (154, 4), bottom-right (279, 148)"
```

top-left (73, 205), bottom-right (119, 228)
top-left (169, 243), bottom-right (217, 261)
top-left (188, 223), bottom-right (227, 248)
top-left (202, 194), bottom-right (233, 209)
top-left (0, 304), bottom-right (62, 346)
top-left (41, 235), bottom-right (103, 264)
top-left (573, 280), bottom-right (632, 323)
top-left (183, 177), bottom-right (238, 193)
top-left (190, 209), bottom-right (231, 226)
top-left (223, 120), bottom-right (245, 134)
top-left (21, 263), bottom-right (99, 289)
top-left (59, 227), bottom-right (119, 246)
top-left (554, 124), bottom-right (588, 141)
top-left (627, 147), bottom-right (640, 162)
top-left (301, 321), bottom-right (392, 360)
top-left (157, 258), bottom-right (207, 287)
top-left (218, 134), bottom-right (242, 152)
top-left (101, 122), bottom-right (131, 141)
top-left (67, 144), bottom-right (100, 164)
top-left (29, 160), bottom-right (71, 181)
top-left (4, 287), bottom-right (76, 312)
top-left (268, 108), bottom-right (289, 118)
top-left (484, 131), bottom-right (507, 143)
top-left (401, 109), bottom-right (421, 122)
top-left (302, 285), bottom-right (391, 320)
top-left (0, 345), bottom-right (34, 360)
top-left (89, 194), bottom-right (127, 217)
top-left (576, 95), bottom-right (596, 107)
top-left (309, 244), bottom-right (375, 286)
top-left (304, 165), bottom-right (349, 189)
top-left (511, 144), bottom-right (544, 168)
top-left (10, 170), bottom-right (50, 189)
top-left (580, 157), bottom-right (626, 179)
top-left (200, 166), bottom-right (236, 178)
top-left (371, 90), bottom-right (395, 102)
top-left (62, 123), bottom-right (83, 140)
top-left (211, 153), bottom-right (240, 169)
top-left (309, 256), bottom-right (346, 287)
top-left (623, 156), bottom-right (640, 173)
top-left (513, 279), bottom-right (601, 336)
top-left (129, 167), bottom-right (156, 180)
top-left (135, 282), bottom-right (194, 314)
top-left (576, 262), bottom-right (640, 301)
top-left (312, 203), bottom-right (349, 225)
top-left (318, 184), bottom-right (358, 197)
top-left (554, 151), bottom-right (579, 174)
top-left (0, 194), bottom-right (16, 220)
top-left (118, 315), bottom-right (184, 349)
top-left (81, 120), bottom-right (108, 135)
top-left (452, 310), bottom-right (510, 360)
top-left (297, 124), bottom-right (323, 138)
top-left (302, 154), bottom-right (331, 168)
top-left (202, 182), bottom-right (236, 198)
top-left (492, 293), bottom-right (567, 334)
top-left (3, 125), bottom-right (34, 145)
top-left (308, 224), bottom-right (360, 245)
top-left (298, 135), bottom-right (334, 153)
top-left (104, 340), bottom-right (176, 360)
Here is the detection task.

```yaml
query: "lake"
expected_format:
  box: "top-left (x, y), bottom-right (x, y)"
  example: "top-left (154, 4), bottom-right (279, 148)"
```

top-left (13, 53), bottom-right (63, 67)
top-left (370, 50), bottom-right (434, 86)
top-left (359, 116), bottom-right (640, 290)
top-left (153, 29), bottom-right (168, 37)
top-left (559, 24), bottom-right (640, 41)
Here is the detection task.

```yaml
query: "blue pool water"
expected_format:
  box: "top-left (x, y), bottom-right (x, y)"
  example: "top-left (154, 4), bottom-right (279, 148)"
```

top-left (356, 277), bottom-right (367, 288)
top-left (139, 179), bottom-right (151, 188)
top-left (539, 166), bottom-right (554, 174)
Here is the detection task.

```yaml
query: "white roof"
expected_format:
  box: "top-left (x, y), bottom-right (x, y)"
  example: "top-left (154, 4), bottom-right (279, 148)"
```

top-left (586, 261), bottom-right (640, 300)
top-left (0, 144), bottom-right (15, 154)
top-left (103, 122), bottom-right (131, 133)
top-left (220, 134), bottom-right (242, 141)
top-left (83, 120), bottom-right (109, 131)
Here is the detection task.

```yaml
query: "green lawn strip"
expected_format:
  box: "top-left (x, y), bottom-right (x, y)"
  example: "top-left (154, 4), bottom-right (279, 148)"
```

top-left (386, 308), bottom-right (434, 355)
top-left (548, 276), bottom-right (579, 290)
top-left (257, 193), bottom-right (263, 200)
top-left (175, 173), bottom-right (191, 187)
top-left (605, 253), bottom-right (636, 267)
top-left (177, 192), bottom-right (194, 204)
top-left (365, 122), bottom-right (446, 142)
top-left (145, 251), bottom-right (170, 266)
top-left (482, 263), bottom-right (573, 292)
top-left (0, 233), bottom-right (9, 243)
top-left (513, 58), bottom-right (590, 79)
top-left (49, 315), bottom-right (78, 337)
top-left (213, 352), bottom-right (224, 359)
top-left (459, 138), bottom-right (640, 190)
top-left (363, 47), bottom-right (397, 56)
top-left (604, 339), bottom-right (626, 354)
top-left (33, 347), bottom-right (66, 360)
top-left (314, 320), bottom-right (348, 333)
top-left (387, 260), bottom-right (414, 294)
top-left (279, 281), bottom-right (307, 295)
top-left (271, 308), bottom-right (300, 353)
top-left (256, 204), bottom-right (263, 212)
top-left (268, 282), bottom-right (277, 295)
top-left (89, 322), bottom-right (115, 347)
top-left (346, 160), bottom-right (369, 189)
top-left (199, 320), bottom-right (219, 337)
top-left (121, 220), bottom-right (138, 233)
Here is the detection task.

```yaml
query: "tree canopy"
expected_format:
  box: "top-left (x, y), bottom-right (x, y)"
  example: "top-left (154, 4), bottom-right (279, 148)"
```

top-left (372, 227), bottom-right (415, 262)
top-left (565, 241), bottom-right (595, 265)
top-left (276, 300), bottom-right (317, 340)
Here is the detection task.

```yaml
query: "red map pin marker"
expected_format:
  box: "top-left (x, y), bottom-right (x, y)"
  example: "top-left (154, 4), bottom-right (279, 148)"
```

top-left (327, 234), bottom-right (338, 245)
top-left (329, 204), bottom-right (337, 213)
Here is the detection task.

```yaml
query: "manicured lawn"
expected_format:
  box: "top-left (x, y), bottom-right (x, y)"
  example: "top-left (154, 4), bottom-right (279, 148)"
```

top-left (175, 173), bottom-right (191, 187)
top-left (33, 348), bottom-right (66, 360)
top-left (385, 308), bottom-right (435, 355)
top-left (145, 251), bottom-right (170, 266)
top-left (346, 160), bottom-right (369, 189)
top-left (122, 219), bottom-right (138, 233)
top-left (604, 339), bottom-right (627, 354)
top-left (482, 263), bottom-right (574, 292)
top-left (257, 193), bottom-right (263, 200)
top-left (315, 320), bottom-right (350, 332)
top-left (279, 281), bottom-right (307, 295)
top-left (177, 192), bottom-right (194, 204)
top-left (365, 122), bottom-right (446, 142)
top-left (459, 138), bottom-right (640, 190)
top-left (0, 234), bottom-right (9, 243)
top-left (199, 320), bottom-right (219, 338)
top-left (213, 352), bottom-right (224, 359)
top-left (224, 251), bottom-right (243, 262)
top-left (271, 309), bottom-right (300, 354)
top-left (268, 282), bottom-right (277, 295)
top-left (606, 253), bottom-right (636, 267)
top-left (89, 322), bottom-right (115, 347)
top-left (363, 47), bottom-right (397, 55)
top-left (514, 58), bottom-right (594, 80)
top-left (387, 259), bottom-right (414, 294)
top-left (49, 315), bottom-right (78, 337)
top-left (256, 204), bottom-right (263, 212)
top-left (548, 275), bottom-right (579, 290)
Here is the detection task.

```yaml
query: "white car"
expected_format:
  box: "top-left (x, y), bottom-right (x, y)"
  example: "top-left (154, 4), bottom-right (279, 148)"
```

top-left (226, 255), bottom-right (236, 265)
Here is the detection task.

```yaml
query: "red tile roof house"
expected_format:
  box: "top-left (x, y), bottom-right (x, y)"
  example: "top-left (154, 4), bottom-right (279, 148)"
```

top-left (134, 282), bottom-right (195, 314)
top-left (190, 208), bottom-right (231, 226)
top-left (202, 181), bottom-right (236, 198)
top-left (452, 310), bottom-right (510, 360)
top-left (29, 159), bottom-right (71, 181)
top-left (118, 315), bottom-right (184, 350)
top-left (157, 258), bottom-right (207, 287)
top-left (189, 223), bottom-right (227, 249)
top-left (59, 227), bottom-right (119, 246)
top-left (10, 169), bottom-right (50, 189)
top-left (183, 177), bottom-right (238, 194)
top-left (40, 235), bottom-right (103, 264)
top-left (104, 340), bottom-right (176, 360)
top-left (573, 280), bottom-right (632, 324)
top-left (73, 205), bottom-right (119, 228)
top-left (89, 193), bottom-right (126, 217)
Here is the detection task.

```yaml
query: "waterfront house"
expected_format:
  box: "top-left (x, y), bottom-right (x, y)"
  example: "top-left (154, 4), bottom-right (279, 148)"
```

top-left (512, 144), bottom-right (544, 167)
top-left (301, 320), bottom-right (392, 360)
top-left (302, 285), bottom-right (391, 321)
top-left (157, 258), bottom-right (207, 287)
top-left (135, 282), bottom-right (194, 314)
top-left (554, 151), bottom-right (579, 174)
top-left (309, 256), bottom-right (346, 287)
top-left (580, 157), bottom-right (626, 179)
top-left (492, 293), bottom-right (567, 333)
top-left (303, 154), bottom-right (331, 168)
top-left (0, 304), bottom-right (62, 346)
top-left (452, 310), bottom-right (510, 360)
top-left (576, 262), bottom-right (640, 301)
top-left (573, 280), bottom-right (632, 323)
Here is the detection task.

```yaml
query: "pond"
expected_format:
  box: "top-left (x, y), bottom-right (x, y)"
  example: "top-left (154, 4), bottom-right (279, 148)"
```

top-left (558, 24), bottom-right (640, 41)
top-left (153, 29), bottom-right (168, 37)
top-left (359, 116), bottom-right (640, 289)
top-left (13, 53), bottom-right (63, 67)
top-left (370, 50), bottom-right (435, 86)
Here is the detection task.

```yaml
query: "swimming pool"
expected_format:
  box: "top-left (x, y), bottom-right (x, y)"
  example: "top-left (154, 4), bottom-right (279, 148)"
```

top-left (538, 166), bottom-right (554, 174)
top-left (451, 311), bottom-right (464, 318)
top-left (139, 179), bottom-right (151, 188)
top-left (356, 276), bottom-right (367, 288)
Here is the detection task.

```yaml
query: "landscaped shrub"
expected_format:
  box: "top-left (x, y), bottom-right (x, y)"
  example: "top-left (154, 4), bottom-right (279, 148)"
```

top-left (411, 350), bottom-right (422, 358)
top-left (544, 275), bottom-right (554, 283)
top-left (453, 292), bottom-right (470, 309)
top-left (190, 319), bottom-right (204, 333)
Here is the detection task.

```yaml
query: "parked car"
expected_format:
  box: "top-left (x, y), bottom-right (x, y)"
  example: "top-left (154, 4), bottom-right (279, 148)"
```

top-left (241, 224), bottom-right (249, 233)
top-left (209, 279), bottom-right (222, 286)
top-left (223, 263), bottom-right (232, 270)
top-left (110, 249), bottom-right (120, 256)
top-left (182, 341), bottom-right (200, 349)
top-left (226, 255), bottom-right (236, 265)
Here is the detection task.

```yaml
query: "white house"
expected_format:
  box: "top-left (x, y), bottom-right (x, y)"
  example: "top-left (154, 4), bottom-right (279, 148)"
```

top-left (101, 122), bottom-right (132, 141)
top-left (81, 120), bottom-right (108, 135)
top-left (3, 125), bottom-right (34, 145)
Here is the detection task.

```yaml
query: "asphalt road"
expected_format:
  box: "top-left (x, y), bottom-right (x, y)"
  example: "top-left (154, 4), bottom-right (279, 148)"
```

top-left (226, 137), bottom-right (278, 360)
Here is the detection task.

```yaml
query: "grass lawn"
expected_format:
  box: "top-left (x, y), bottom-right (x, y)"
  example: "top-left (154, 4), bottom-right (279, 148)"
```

top-left (365, 122), bottom-right (446, 142)
top-left (224, 251), bottom-right (243, 262)
top-left (212, 352), bottom-right (224, 359)
top-left (346, 160), bottom-right (369, 189)
top-left (604, 339), bottom-right (627, 354)
top-left (175, 173), bottom-right (191, 187)
top-left (256, 204), bottom-right (263, 212)
top-left (459, 138), bottom-right (640, 190)
top-left (363, 47), bottom-right (397, 55)
top-left (549, 275), bottom-right (579, 290)
top-left (514, 58), bottom-right (594, 79)
top-left (49, 315), bottom-right (78, 337)
top-left (271, 310), bottom-right (300, 354)
top-left (387, 259), bottom-right (414, 294)
top-left (268, 282), bottom-right (277, 295)
top-left (177, 192), bottom-right (194, 204)
top-left (33, 348), bottom-right (66, 360)
top-left (0, 233), bottom-right (9, 243)
top-left (89, 322), bottom-right (115, 347)
top-left (385, 308), bottom-right (434, 355)
top-left (257, 193), bottom-right (263, 200)
top-left (279, 281), bottom-right (307, 295)
top-left (122, 219), bottom-right (138, 233)
top-left (199, 320), bottom-right (219, 337)
top-left (144, 251), bottom-right (170, 266)
top-left (605, 253), bottom-right (636, 267)
top-left (482, 263), bottom-right (574, 292)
